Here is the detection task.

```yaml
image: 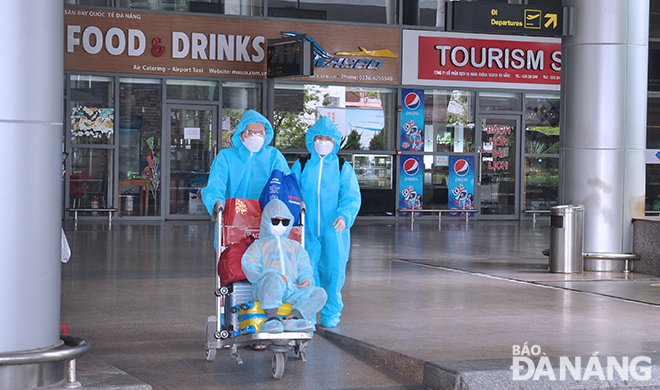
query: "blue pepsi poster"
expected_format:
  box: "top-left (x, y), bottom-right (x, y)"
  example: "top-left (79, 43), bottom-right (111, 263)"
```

top-left (448, 156), bottom-right (475, 216)
top-left (400, 89), bottom-right (424, 151)
top-left (399, 155), bottom-right (423, 216)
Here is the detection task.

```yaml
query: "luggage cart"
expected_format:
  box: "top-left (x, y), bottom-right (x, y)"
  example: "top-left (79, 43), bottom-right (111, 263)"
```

top-left (204, 204), bottom-right (311, 379)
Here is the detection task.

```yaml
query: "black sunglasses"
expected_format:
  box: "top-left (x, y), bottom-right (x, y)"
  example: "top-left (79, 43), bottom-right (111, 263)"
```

top-left (271, 218), bottom-right (291, 226)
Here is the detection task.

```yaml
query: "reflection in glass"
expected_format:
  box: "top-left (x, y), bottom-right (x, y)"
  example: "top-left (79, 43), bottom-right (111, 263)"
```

top-left (479, 91), bottom-right (521, 112)
top-left (423, 90), bottom-right (475, 153)
top-left (69, 148), bottom-right (114, 213)
top-left (119, 78), bottom-right (162, 216)
top-left (525, 94), bottom-right (560, 154)
top-left (66, 0), bottom-right (114, 6)
top-left (221, 82), bottom-right (262, 148)
top-left (422, 155), bottom-right (450, 208)
top-left (524, 157), bottom-right (558, 210)
top-left (170, 109), bottom-right (213, 215)
top-left (273, 84), bottom-right (396, 151)
top-left (69, 75), bottom-right (115, 145)
top-left (647, 164), bottom-right (660, 211)
top-left (352, 155), bottom-right (392, 189)
top-left (647, 94), bottom-right (660, 149)
top-left (167, 79), bottom-right (219, 101)
top-left (268, 0), bottom-right (395, 24)
top-left (121, 0), bottom-right (263, 15)
top-left (480, 118), bottom-right (516, 215)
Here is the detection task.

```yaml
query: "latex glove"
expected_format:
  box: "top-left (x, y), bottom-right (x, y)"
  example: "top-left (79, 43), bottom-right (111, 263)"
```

top-left (333, 216), bottom-right (346, 232)
top-left (211, 200), bottom-right (224, 222)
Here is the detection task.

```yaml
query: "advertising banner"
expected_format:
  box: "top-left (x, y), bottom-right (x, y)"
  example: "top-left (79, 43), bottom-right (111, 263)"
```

top-left (402, 30), bottom-right (561, 90)
top-left (317, 107), bottom-right (384, 149)
top-left (398, 155), bottom-right (423, 216)
top-left (448, 155), bottom-right (475, 216)
top-left (400, 89), bottom-right (424, 151)
top-left (64, 8), bottom-right (399, 83)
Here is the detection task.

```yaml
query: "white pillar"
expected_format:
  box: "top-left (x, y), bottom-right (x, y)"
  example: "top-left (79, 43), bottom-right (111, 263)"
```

top-left (0, 1), bottom-right (63, 352)
top-left (560, 0), bottom-right (648, 269)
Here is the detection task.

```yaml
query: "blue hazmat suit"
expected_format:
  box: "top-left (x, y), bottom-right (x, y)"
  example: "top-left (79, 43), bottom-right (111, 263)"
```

top-left (242, 199), bottom-right (327, 321)
top-left (201, 110), bottom-right (290, 216)
top-left (291, 117), bottom-right (361, 328)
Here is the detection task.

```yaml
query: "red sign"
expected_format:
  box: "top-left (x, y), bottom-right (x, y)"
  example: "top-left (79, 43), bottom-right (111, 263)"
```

top-left (418, 36), bottom-right (561, 85)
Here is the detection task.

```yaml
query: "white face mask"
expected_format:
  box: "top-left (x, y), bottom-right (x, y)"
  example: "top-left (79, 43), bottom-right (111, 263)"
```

top-left (314, 139), bottom-right (335, 157)
top-left (242, 135), bottom-right (265, 153)
top-left (270, 223), bottom-right (287, 237)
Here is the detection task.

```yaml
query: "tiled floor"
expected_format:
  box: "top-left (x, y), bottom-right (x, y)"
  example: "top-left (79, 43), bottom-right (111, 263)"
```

top-left (62, 217), bottom-right (660, 389)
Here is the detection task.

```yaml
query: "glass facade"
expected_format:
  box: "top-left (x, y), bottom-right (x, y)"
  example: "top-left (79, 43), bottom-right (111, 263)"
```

top-left (118, 78), bottom-right (163, 216)
top-left (523, 94), bottom-right (560, 211)
top-left (63, 0), bottom-right (660, 221)
top-left (647, 94), bottom-right (660, 213)
top-left (68, 75), bottom-right (115, 214)
top-left (423, 90), bottom-right (475, 153)
top-left (273, 84), bottom-right (397, 152)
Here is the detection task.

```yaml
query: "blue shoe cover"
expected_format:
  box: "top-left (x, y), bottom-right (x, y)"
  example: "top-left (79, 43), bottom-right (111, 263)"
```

top-left (282, 319), bottom-right (314, 332)
top-left (260, 319), bottom-right (283, 333)
top-left (319, 316), bottom-right (340, 328)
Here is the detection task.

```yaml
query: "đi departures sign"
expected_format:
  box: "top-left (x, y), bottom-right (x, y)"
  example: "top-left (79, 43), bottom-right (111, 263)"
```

top-left (446, 2), bottom-right (566, 37)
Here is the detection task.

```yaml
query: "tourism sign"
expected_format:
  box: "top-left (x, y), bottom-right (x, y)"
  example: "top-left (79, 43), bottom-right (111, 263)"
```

top-left (402, 30), bottom-right (561, 91)
top-left (446, 2), bottom-right (565, 37)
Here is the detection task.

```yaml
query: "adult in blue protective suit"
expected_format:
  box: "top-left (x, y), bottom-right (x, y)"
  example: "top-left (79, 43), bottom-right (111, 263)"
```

top-left (201, 109), bottom-right (290, 219)
top-left (291, 116), bottom-right (361, 328)
top-left (242, 199), bottom-right (327, 333)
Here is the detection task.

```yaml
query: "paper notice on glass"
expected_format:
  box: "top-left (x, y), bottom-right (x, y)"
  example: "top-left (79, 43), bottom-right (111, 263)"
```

top-left (184, 127), bottom-right (201, 140)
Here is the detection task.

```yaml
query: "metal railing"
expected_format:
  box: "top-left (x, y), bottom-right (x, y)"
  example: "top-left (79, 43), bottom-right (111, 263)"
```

top-left (0, 335), bottom-right (90, 388)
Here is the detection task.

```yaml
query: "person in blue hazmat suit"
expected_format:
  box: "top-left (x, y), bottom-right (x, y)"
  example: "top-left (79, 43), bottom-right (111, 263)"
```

top-left (242, 199), bottom-right (327, 333)
top-left (291, 116), bottom-right (361, 328)
top-left (201, 109), bottom-right (290, 221)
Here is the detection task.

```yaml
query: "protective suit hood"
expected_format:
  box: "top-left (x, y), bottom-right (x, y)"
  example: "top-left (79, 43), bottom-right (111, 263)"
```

top-left (305, 116), bottom-right (341, 157)
top-left (232, 110), bottom-right (275, 152)
top-left (260, 199), bottom-right (294, 239)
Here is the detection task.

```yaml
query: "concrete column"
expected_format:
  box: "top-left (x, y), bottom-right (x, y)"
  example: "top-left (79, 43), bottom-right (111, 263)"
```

top-left (560, 0), bottom-right (648, 269)
top-left (0, 1), bottom-right (63, 352)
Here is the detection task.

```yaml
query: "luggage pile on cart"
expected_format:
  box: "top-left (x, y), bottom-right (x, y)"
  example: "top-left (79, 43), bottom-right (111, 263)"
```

top-left (204, 198), bottom-right (310, 379)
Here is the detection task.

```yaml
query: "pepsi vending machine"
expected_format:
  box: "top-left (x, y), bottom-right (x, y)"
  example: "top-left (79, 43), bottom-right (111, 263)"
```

top-left (448, 156), bottom-right (475, 216)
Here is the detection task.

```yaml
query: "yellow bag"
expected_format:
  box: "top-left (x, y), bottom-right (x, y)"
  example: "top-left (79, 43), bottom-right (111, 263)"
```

top-left (237, 301), bottom-right (292, 334)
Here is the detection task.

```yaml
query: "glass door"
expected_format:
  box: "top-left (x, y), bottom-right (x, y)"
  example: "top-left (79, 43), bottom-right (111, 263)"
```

top-left (166, 105), bottom-right (217, 218)
top-left (478, 116), bottom-right (520, 218)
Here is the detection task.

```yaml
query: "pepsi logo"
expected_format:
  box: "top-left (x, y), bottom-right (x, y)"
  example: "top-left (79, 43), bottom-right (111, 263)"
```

top-left (404, 92), bottom-right (421, 110)
top-left (454, 159), bottom-right (469, 176)
top-left (403, 158), bottom-right (420, 175)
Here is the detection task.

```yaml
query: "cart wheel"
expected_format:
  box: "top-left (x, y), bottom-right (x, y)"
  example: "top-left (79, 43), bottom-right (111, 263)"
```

top-left (215, 286), bottom-right (229, 296)
top-left (205, 347), bottom-right (216, 362)
top-left (293, 345), bottom-right (306, 361)
top-left (271, 352), bottom-right (286, 379)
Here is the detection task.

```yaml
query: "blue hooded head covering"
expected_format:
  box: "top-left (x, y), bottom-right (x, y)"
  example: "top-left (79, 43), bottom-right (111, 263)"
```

top-left (260, 199), bottom-right (294, 239)
top-left (232, 110), bottom-right (275, 152)
top-left (305, 116), bottom-right (341, 157)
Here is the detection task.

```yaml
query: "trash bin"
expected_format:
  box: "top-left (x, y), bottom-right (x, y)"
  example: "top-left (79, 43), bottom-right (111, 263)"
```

top-left (549, 204), bottom-right (585, 273)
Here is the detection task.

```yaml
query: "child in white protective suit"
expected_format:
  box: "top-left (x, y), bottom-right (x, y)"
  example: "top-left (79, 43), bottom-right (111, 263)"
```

top-left (241, 199), bottom-right (328, 333)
